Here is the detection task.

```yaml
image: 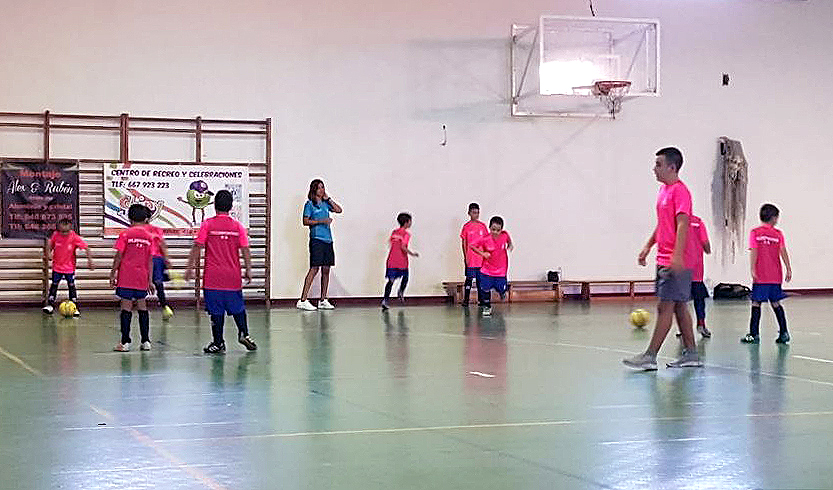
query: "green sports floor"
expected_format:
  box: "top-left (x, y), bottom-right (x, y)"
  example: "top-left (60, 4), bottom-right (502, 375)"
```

top-left (2, 297), bottom-right (833, 490)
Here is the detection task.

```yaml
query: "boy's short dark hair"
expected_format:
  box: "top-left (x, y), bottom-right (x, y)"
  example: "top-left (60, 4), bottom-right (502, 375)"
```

top-left (142, 205), bottom-right (152, 222)
top-left (760, 203), bottom-right (779, 222)
top-left (489, 216), bottom-right (504, 228)
top-left (397, 212), bottom-right (412, 226)
top-left (215, 190), bottom-right (233, 212)
top-left (127, 204), bottom-right (147, 223)
top-left (656, 147), bottom-right (684, 171)
top-left (57, 218), bottom-right (72, 227)
top-left (468, 202), bottom-right (479, 211)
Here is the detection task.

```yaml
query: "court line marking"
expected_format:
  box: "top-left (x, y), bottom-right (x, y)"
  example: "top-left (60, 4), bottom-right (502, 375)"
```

top-left (54, 462), bottom-right (229, 475)
top-left (793, 355), bottom-right (833, 364)
top-left (64, 420), bottom-right (245, 431)
top-left (153, 410), bottom-right (833, 444)
top-left (0, 343), bottom-right (228, 490)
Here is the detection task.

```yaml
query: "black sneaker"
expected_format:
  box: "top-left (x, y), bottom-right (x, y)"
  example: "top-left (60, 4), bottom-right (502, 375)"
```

top-left (775, 332), bottom-right (790, 344)
top-left (203, 341), bottom-right (226, 354)
top-left (741, 334), bottom-right (760, 344)
top-left (238, 334), bottom-right (257, 351)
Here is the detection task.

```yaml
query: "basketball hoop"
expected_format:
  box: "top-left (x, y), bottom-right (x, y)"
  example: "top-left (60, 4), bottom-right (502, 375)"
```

top-left (592, 80), bottom-right (631, 118)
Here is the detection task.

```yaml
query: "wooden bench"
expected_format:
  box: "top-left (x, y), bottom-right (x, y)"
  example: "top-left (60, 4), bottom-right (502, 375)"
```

top-left (442, 280), bottom-right (559, 304)
top-left (442, 279), bottom-right (655, 303)
top-left (558, 279), bottom-right (655, 300)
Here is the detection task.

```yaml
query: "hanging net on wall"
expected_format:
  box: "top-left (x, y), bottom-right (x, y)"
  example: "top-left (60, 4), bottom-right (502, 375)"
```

top-left (718, 136), bottom-right (748, 265)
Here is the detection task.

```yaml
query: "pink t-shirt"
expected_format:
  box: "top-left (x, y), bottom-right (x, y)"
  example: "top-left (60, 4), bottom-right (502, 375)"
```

top-left (655, 180), bottom-right (692, 267)
top-left (50, 231), bottom-right (87, 274)
top-left (195, 214), bottom-right (249, 291)
top-left (749, 224), bottom-right (786, 284)
top-left (460, 221), bottom-right (489, 268)
top-left (472, 231), bottom-right (511, 277)
top-left (684, 216), bottom-right (710, 282)
top-left (386, 228), bottom-right (411, 269)
top-left (143, 224), bottom-right (164, 258)
top-left (114, 226), bottom-right (153, 290)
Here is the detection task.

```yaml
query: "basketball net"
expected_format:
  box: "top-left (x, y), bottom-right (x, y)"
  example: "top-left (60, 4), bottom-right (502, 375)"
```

top-left (592, 81), bottom-right (631, 118)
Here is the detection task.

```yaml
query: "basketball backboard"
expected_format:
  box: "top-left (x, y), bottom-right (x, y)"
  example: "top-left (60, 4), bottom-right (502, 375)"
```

top-left (511, 16), bottom-right (659, 118)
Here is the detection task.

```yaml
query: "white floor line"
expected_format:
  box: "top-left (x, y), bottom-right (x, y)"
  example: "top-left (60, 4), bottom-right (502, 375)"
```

top-left (153, 410), bottom-right (833, 444)
top-left (793, 355), bottom-right (833, 364)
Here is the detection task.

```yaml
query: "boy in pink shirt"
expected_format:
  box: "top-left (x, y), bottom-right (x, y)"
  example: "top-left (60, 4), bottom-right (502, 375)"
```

top-left (742, 203), bottom-right (792, 344)
top-left (470, 216), bottom-right (512, 316)
top-left (624, 147), bottom-right (702, 370)
top-left (141, 206), bottom-right (174, 320)
top-left (186, 190), bottom-right (257, 353)
top-left (684, 215), bottom-right (712, 338)
top-left (381, 213), bottom-right (419, 310)
top-left (110, 205), bottom-right (155, 352)
top-left (43, 218), bottom-right (94, 315)
top-left (460, 203), bottom-right (488, 306)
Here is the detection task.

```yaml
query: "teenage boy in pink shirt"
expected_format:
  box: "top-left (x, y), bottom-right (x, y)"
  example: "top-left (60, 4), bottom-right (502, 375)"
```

top-left (111, 205), bottom-right (155, 352)
top-left (43, 218), bottom-right (94, 315)
top-left (470, 216), bottom-right (512, 317)
top-left (460, 203), bottom-right (488, 306)
top-left (381, 212), bottom-right (419, 310)
top-left (186, 190), bottom-right (257, 353)
top-left (742, 203), bottom-right (792, 344)
top-left (624, 147), bottom-right (702, 370)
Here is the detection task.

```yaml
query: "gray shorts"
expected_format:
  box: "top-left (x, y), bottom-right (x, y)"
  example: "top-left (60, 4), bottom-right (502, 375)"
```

top-left (656, 266), bottom-right (692, 302)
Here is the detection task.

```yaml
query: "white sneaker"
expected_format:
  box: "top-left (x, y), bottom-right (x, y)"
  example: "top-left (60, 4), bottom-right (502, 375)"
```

top-left (42, 305), bottom-right (54, 314)
top-left (622, 352), bottom-right (658, 371)
top-left (296, 299), bottom-right (317, 311)
top-left (318, 299), bottom-right (335, 310)
top-left (114, 343), bottom-right (131, 352)
top-left (140, 341), bottom-right (151, 351)
top-left (73, 309), bottom-right (81, 317)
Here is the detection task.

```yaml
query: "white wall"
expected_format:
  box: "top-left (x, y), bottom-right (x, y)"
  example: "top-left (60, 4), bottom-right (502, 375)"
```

top-left (0, 0), bottom-right (830, 298)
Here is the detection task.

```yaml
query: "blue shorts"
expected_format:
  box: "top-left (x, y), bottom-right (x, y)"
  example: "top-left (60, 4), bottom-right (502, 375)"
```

top-left (465, 267), bottom-right (480, 279)
top-left (204, 289), bottom-right (245, 316)
top-left (51, 272), bottom-right (76, 284)
top-left (385, 268), bottom-right (408, 280)
top-left (751, 283), bottom-right (786, 303)
top-left (479, 274), bottom-right (508, 295)
top-left (152, 256), bottom-right (169, 283)
top-left (116, 288), bottom-right (148, 300)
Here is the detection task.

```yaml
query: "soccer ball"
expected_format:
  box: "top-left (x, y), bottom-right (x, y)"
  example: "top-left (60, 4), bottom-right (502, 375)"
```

top-left (630, 308), bottom-right (650, 328)
top-left (59, 300), bottom-right (77, 318)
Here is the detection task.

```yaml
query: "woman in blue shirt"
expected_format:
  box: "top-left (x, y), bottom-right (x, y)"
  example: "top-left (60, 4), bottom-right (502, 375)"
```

top-left (297, 179), bottom-right (342, 310)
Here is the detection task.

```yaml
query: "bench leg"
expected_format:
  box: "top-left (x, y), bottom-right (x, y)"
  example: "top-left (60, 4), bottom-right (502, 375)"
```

top-left (581, 282), bottom-right (590, 300)
top-left (629, 282), bottom-right (635, 299)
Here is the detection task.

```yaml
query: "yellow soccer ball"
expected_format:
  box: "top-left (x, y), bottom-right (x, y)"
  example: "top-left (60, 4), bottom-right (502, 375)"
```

top-left (630, 308), bottom-right (650, 328)
top-left (59, 300), bottom-right (77, 318)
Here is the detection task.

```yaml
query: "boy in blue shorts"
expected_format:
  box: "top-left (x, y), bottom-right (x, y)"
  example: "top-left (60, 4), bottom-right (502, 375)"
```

top-left (186, 190), bottom-right (257, 353)
top-left (470, 216), bottom-right (513, 316)
top-left (742, 204), bottom-right (793, 344)
top-left (382, 212), bottom-right (419, 310)
top-left (110, 205), bottom-right (155, 352)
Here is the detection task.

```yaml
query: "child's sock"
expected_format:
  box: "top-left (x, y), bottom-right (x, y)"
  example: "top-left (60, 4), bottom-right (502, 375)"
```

top-left (48, 280), bottom-right (60, 305)
top-left (397, 275), bottom-right (409, 299)
top-left (138, 310), bottom-right (150, 343)
top-left (693, 297), bottom-right (706, 325)
top-left (773, 305), bottom-right (788, 334)
top-left (67, 280), bottom-right (78, 303)
top-left (120, 310), bottom-right (132, 344)
top-left (463, 277), bottom-right (473, 304)
top-left (749, 305), bottom-right (761, 337)
top-left (232, 312), bottom-right (248, 337)
top-left (210, 314), bottom-right (225, 344)
top-left (155, 281), bottom-right (166, 307)
top-left (478, 288), bottom-right (491, 308)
